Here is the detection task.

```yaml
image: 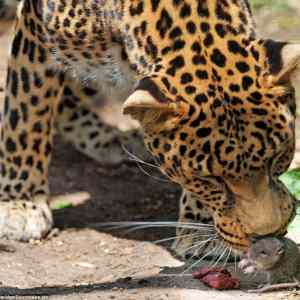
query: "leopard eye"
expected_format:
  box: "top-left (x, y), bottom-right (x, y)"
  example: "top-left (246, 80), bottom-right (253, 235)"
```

top-left (260, 250), bottom-right (267, 256)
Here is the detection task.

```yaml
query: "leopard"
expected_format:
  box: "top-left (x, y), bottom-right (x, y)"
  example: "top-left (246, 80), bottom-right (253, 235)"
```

top-left (0, 0), bottom-right (17, 35)
top-left (0, 0), bottom-right (299, 259)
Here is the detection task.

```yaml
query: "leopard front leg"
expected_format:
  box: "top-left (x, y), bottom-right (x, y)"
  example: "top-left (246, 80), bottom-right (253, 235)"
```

top-left (55, 82), bottom-right (151, 167)
top-left (0, 20), bottom-right (63, 240)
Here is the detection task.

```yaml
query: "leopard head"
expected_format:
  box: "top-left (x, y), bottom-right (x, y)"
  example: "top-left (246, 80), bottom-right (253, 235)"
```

top-left (123, 40), bottom-right (300, 251)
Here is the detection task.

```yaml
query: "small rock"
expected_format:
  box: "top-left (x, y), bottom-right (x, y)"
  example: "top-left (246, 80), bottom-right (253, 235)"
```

top-left (100, 274), bottom-right (114, 283)
top-left (74, 262), bottom-right (96, 268)
top-left (120, 276), bottom-right (132, 283)
top-left (0, 244), bottom-right (16, 253)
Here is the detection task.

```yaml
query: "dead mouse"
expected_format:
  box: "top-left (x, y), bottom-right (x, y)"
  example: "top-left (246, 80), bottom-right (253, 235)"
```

top-left (239, 236), bottom-right (300, 293)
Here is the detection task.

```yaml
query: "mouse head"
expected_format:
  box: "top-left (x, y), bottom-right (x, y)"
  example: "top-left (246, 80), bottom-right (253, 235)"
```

top-left (248, 237), bottom-right (285, 270)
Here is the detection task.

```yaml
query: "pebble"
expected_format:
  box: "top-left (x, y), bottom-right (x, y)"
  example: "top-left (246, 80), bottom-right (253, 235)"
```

top-left (74, 262), bottom-right (96, 268)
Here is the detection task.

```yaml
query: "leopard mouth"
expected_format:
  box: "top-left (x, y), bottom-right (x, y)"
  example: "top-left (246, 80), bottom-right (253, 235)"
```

top-left (214, 224), bottom-right (250, 252)
top-left (212, 177), bottom-right (296, 250)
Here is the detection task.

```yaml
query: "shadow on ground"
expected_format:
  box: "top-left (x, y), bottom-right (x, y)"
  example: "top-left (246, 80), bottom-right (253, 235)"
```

top-left (51, 137), bottom-right (181, 244)
top-left (0, 265), bottom-right (262, 298)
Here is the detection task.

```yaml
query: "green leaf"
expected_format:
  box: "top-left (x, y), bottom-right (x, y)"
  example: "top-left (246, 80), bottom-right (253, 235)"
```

top-left (250, 0), bottom-right (291, 12)
top-left (289, 210), bottom-right (300, 233)
top-left (52, 201), bottom-right (73, 210)
top-left (281, 169), bottom-right (300, 232)
top-left (280, 169), bottom-right (300, 198)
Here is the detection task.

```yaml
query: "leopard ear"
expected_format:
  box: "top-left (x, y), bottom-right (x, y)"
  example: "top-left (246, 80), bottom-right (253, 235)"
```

top-left (266, 41), bottom-right (300, 85)
top-left (276, 44), bottom-right (300, 84)
top-left (123, 78), bottom-right (188, 131)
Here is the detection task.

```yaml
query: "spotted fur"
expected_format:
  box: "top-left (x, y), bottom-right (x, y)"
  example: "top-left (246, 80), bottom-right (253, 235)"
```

top-left (0, 0), bottom-right (299, 252)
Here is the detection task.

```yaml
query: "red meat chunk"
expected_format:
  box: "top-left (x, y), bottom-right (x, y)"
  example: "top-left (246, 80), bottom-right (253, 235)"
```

top-left (192, 267), bottom-right (240, 290)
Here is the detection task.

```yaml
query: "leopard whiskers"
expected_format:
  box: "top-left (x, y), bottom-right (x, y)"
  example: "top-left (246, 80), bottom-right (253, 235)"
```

top-left (121, 144), bottom-right (160, 170)
top-left (178, 234), bottom-right (218, 257)
top-left (222, 246), bottom-right (232, 268)
top-left (87, 220), bottom-right (220, 274)
top-left (158, 241), bottom-right (232, 278)
top-left (153, 232), bottom-right (214, 245)
top-left (121, 144), bottom-right (183, 184)
top-left (122, 142), bottom-right (188, 184)
top-left (135, 163), bottom-right (170, 183)
top-left (181, 237), bottom-right (219, 268)
top-left (182, 236), bottom-right (218, 264)
top-left (119, 224), bottom-right (214, 234)
top-left (209, 242), bottom-right (228, 269)
top-left (90, 221), bottom-right (215, 231)
top-left (121, 145), bottom-right (170, 183)
top-left (182, 242), bottom-right (220, 274)
top-left (234, 249), bottom-right (238, 273)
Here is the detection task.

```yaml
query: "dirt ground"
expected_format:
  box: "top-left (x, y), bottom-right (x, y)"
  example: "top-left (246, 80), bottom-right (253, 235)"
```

top-left (0, 4), bottom-right (300, 300)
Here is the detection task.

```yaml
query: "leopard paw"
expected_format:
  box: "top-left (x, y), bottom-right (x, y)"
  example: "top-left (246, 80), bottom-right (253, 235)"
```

top-left (0, 195), bottom-right (53, 241)
top-left (239, 259), bottom-right (257, 274)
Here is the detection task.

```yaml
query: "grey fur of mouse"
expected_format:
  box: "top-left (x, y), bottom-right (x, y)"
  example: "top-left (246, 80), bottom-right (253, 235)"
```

top-left (239, 237), bottom-right (300, 287)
